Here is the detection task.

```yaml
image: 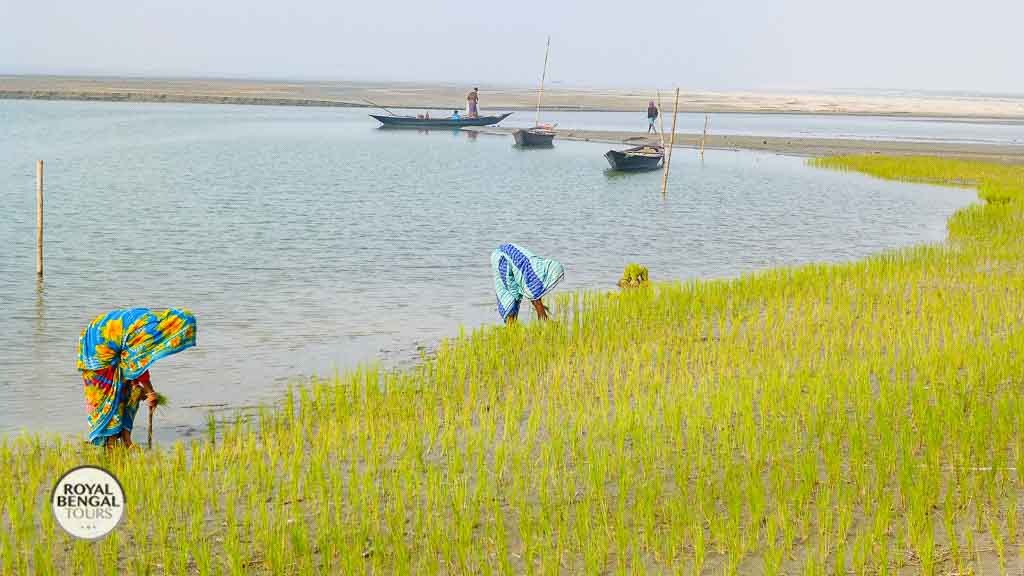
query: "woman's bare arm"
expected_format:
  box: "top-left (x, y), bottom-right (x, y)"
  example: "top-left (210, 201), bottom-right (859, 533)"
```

top-left (136, 379), bottom-right (158, 409)
top-left (532, 299), bottom-right (549, 320)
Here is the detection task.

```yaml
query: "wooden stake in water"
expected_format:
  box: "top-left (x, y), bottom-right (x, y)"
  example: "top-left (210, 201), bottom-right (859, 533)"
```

top-left (661, 88), bottom-right (680, 196)
top-left (700, 114), bottom-right (709, 159)
top-left (36, 160), bottom-right (43, 277)
top-left (657, 91), bottom-right (666, 148)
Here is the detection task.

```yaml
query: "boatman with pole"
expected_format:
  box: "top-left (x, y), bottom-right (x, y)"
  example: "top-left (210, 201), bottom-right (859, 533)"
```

top-left (467, 87), bottom-right (480, 118)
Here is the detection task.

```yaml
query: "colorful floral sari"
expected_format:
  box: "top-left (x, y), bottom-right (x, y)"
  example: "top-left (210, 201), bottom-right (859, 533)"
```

top-left (491, 243), bottom-right (565, 321)
top-left (78, 308), bottom-right (197, 445)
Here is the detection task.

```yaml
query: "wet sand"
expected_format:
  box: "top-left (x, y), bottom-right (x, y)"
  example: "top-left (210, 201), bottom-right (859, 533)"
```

top-left (465, 127), bottom-right (1024, 163)
top-left (4, 75), bottom-right (1024, 120)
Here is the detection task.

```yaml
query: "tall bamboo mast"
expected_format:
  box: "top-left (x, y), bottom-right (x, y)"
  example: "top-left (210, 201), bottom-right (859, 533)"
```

top-left (535, 36), bottom-right (551, 127)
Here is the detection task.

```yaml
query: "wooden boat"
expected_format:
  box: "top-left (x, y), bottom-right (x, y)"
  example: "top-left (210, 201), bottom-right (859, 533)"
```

top-left (370, 112), bottom-right (512, 128)
top-left (604, 145), bottom-right (664, 171)
top-left (513, 126), bottom-right (556, 147)
top-left (514, 37), bottom-right (556, 148)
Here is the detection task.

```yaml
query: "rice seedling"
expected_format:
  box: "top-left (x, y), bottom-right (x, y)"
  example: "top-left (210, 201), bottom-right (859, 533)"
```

top-left (2, 155), bottom-right (1023, 573)
top-left (618, 263), bottom-right (650, 289)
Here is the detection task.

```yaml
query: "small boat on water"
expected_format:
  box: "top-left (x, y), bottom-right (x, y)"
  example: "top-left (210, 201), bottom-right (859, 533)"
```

top-left (604, 145), bottom-right (664, 171)
top-left (370, 112), bottom-right (512, 128)
top-left (515, 36), bottom-right (556, 148)
top-left (513, 126), bottom-right (556, 147)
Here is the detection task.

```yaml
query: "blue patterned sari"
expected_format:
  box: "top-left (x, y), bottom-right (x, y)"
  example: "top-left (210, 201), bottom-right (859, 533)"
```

top-left (491, 243), bottom-right (565, 321)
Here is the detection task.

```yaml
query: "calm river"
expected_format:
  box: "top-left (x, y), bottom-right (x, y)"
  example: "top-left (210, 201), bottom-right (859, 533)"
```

top-left (0, 100), bottom-right (976, 441)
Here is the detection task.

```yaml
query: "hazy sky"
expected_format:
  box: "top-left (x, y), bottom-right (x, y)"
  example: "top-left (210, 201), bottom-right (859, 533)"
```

top-left (3, 0), bottom-right (1021, 93)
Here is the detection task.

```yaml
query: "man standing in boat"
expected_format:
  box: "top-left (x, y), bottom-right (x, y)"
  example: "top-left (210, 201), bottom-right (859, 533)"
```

top-left (467, 87), bottom-right (479, 118)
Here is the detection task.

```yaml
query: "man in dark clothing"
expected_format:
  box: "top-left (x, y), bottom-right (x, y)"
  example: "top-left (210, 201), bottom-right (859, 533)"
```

top-left (647, 100), bottom-right (659, 134)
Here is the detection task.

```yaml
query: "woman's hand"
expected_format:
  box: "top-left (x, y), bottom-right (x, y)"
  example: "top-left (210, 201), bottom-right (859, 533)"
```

top-left (137, 381), bottom-right (158, 410)
top-left (145, 390), bottom-right (158, 410)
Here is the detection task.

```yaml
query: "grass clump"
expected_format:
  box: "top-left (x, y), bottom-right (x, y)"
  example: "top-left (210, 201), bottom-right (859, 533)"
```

top-left (618, 263), bottom-right (650, 288)
top-left (2, 155), bottom-right (1023, 574)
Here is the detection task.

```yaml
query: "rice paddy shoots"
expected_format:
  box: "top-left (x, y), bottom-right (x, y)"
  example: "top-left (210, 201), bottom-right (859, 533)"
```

top-left (1, 155), bottom-right (1022, 573)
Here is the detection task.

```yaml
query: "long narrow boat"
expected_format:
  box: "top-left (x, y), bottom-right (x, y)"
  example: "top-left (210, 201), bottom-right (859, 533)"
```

top-left (604, 145), bottom-right (664, 171)
top-left (370, 112), bottom-right (512, 128)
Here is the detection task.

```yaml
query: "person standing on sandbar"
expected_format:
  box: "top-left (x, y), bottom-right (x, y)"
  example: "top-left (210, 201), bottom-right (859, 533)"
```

top-left (647, 100), bottom-right (659, 134)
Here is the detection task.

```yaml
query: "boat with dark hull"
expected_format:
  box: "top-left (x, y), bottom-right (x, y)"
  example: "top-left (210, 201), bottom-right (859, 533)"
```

top-left (370, 112), bottom-right (512, 128)
top-left (604, 145), bottom-right (664, 171)
top-left (513, 127), bottom-right (556, 147)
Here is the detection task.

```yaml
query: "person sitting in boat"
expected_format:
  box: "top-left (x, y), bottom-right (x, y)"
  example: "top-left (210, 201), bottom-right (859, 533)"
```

top-left (451, 109), bottom-right (461, 120)
top-left (491, 243), bottom-right (564, 325)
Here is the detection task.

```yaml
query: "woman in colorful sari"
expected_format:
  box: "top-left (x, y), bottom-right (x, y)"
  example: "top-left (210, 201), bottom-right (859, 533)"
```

top-left (491, 243), bottom-right (565, 325)
top-left (78, 308), bottom-right (197, 448)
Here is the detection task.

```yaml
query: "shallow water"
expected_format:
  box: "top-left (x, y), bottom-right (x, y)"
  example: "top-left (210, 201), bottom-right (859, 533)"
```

top-left (0, 100), bottom-right (975, 442)
top-left (390, 108), bottom-right (1024, 145)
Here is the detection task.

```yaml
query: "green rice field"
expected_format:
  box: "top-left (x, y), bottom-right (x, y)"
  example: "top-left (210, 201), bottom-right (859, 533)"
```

top-left (2, 156), bottom-right (1022, 574)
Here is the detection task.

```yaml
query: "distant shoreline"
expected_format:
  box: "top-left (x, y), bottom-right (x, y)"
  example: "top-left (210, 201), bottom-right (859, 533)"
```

top-left (7, 90), bottom-right (1024, 122)
top-left (0, 90), bottom-right (366, 108)
top-left (6, 75), bottom-right (1024, 161)
top-left (464, 127), bottom-right (1024, 163)
top-left (4, 75), bottom-right (1024, 120)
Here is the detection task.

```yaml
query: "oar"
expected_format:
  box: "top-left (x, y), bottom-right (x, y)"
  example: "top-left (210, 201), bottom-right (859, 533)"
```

top-left (362, 98), bottom-right (400, 116)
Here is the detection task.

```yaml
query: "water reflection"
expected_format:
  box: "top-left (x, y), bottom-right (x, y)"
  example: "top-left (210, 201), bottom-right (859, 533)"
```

top-left (34, 277), bottom-right (45, 346)
top-left (377, 125), bottom-right (478, 140)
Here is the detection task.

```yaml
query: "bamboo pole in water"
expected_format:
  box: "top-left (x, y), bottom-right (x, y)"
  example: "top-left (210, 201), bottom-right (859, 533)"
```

top-left (657, 91), bottom-right (666, 147)
top-left (36, 161), bottom-right (43, 277)
top-left (534, 36), bottom-right (550, 127)
top-left (661, 88), bottom-right (680, 196)
top-left (701, 114), bottom-right (709, 159)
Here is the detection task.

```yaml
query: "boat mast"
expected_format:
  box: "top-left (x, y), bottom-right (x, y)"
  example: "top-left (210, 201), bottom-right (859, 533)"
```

top-left (535, 36), bottom-right (550, 127)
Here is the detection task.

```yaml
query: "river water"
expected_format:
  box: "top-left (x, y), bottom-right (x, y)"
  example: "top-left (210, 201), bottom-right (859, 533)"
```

top-left (487, 109), bottom-right (1024, 145)
top-left (0, 100), bottom-right (977, 441)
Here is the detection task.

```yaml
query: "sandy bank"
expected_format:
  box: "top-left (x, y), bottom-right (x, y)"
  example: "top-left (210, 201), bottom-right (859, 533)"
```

top-left (463, 126), bottom-right (1024, 163)
top-left (4, 75), bottom-right (1024, 120)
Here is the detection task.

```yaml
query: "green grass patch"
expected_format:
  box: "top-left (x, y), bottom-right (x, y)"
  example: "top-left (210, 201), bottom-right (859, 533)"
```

top-left (2, 155), bottom-right (1022, 574)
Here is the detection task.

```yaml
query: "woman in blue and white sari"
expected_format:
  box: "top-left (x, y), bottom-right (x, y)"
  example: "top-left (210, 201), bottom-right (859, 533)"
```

top-left (491, 243), bottom-right (565, 325)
